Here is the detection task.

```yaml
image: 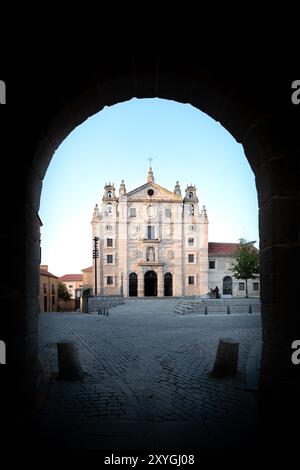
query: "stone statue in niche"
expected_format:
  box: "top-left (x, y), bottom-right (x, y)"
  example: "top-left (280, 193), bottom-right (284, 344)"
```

top-left (147, 247), bottom-right (155, 262)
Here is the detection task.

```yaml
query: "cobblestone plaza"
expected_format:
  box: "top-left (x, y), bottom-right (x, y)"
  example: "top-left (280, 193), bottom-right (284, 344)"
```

top-left (26, 299), bottom-right (261, 449)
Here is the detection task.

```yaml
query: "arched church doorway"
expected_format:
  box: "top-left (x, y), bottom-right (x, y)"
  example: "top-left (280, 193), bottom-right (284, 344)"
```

top-left (129, 272), bottom-right (138, 297)
top-left (164, 272), bottom-right (173, 296)
top-left (144, 270), bottom-right (157, 297)
top-left (223, 276), bottom-right (233, 295)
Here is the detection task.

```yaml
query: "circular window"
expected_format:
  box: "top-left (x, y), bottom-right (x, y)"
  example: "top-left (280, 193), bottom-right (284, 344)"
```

top-left (106, 225), bottom-right (112, 231)
top-left (189, 225), bottom-right (195, 232)
top-left (148, 189), bottom-right (154, 196)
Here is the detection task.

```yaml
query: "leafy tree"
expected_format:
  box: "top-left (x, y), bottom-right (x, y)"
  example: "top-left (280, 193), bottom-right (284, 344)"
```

top-left (230, 239), bottom-right (259, 297)
top-left (58, 282), bottom-right (71, 300)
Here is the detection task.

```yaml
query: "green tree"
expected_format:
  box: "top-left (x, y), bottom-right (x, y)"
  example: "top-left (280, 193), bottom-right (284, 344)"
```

top-left (230, 239), bottom-right (259, 298)
top-left (58, 282), bottom-right (71, 300)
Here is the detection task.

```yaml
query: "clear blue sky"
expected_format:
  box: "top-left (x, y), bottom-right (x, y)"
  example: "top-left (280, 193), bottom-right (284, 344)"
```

top-left (39, 98), bottom-right (259, 276)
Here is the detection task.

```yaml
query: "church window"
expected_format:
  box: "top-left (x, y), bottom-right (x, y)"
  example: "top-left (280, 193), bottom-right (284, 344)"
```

top-left (147, 225), bottom-right (155, 240)
top-left (107, 238), bottom-right (113, 247)
top-left (188, 254), bottom-right (194, 263)
top-left (189, 192), bottom-right (193, 198)
top-left (189, 225), bottom-right (195, 232)
top-left (129, 208), bottom-right (136, 217)
top-left (107, 191), bottom-right (112, 197)
top-left (209, 260), bottom-right (215, 269)
top-left (107, 255), bottom-right (113, 264)
top-left (148, 189), bottom-right (154, 196)
top-left (165, 208), bottom-right (171, 218)
top-left (188, 276), bottom-right (195, 285)
top-left (106, 276), bottom-right (113, 285)
top-left (188, 237), bottom-right (194, 246)
top-left (107, 204), bottom-right (113, 215)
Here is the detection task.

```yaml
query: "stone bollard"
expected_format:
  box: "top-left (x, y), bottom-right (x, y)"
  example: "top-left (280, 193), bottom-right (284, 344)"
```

top-left (205, 306), bottom-right (208, 315)
top-left (227, 305), bottom-right (230, 315)
top-left (57, 341), bottom-right (82, 381)
top-left (211, 338), bottom-right (239, 377)
top-left (249, 304), bottom-right (252, 314)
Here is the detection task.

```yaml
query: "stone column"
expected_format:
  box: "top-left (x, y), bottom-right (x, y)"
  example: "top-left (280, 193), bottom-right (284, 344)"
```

top-left (138, 266), bottom-right (144, 297)
top-left (157, 267), bottom-right (164, 297)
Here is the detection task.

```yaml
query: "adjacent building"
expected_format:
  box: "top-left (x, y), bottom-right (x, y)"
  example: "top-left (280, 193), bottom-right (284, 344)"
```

top-left (40, 265), bottom-right (59, 312)
top-left (208, 243), bottom-right (260, 297)
top-left (59, 274), bottom-right (83, 299)
top-left (81, 266), bottom-right (93, 289)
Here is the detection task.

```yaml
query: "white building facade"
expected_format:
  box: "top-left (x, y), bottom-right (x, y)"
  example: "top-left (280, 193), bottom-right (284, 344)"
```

top-left (208, 243), bottom-right (260, 297)
top-left (91, 168), bottom-right (259, 298)
top-left (91, 168), bottom-right (208, 297)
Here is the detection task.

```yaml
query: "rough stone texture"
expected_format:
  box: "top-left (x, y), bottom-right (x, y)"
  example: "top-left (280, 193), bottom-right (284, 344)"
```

top-left (211, 338), bottom-right (239, 377)
top-left (57, 341), bottom-right (82, 381)
top-left (26, 299), bottom-right (261, 449)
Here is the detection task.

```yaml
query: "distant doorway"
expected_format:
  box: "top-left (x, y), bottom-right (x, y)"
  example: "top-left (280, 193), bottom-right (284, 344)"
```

top-left (144, 270), bottom-right (157, 297)
top-left (164, 272), bottom-right (173, 296)
top-left (129, 272), bottom-right (138, 297)
top-left (223, 276), bottom-right (233, 295)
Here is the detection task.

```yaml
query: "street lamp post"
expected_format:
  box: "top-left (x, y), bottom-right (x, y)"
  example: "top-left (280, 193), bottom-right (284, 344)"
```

top-left (120, 272), bottom-right (123, 297)
top-left (93, 236), bottom-right (99, 295)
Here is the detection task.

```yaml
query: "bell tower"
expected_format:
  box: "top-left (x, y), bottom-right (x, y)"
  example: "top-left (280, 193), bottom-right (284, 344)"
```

top-left (183, 184), bottom-right (199, 217)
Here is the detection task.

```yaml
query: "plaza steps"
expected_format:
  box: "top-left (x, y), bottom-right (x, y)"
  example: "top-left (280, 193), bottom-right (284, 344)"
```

top-left (174, 298), bottom-right (261, 315)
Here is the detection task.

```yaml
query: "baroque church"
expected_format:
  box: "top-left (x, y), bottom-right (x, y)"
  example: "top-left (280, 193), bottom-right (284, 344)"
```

top-left (90, 167), bottom-right (260, 298)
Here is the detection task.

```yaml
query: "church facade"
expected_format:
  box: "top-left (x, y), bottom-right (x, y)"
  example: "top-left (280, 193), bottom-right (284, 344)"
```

top-left (91, 168), bottom-right (259, 298)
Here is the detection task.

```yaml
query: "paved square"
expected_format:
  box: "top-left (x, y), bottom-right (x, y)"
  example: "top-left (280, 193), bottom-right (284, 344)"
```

top-left (28, 299), bottom-right (262, 449)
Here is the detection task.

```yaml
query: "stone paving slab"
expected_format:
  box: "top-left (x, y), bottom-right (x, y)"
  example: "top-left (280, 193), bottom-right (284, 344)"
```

top-left (25, 298), bottom-right (261, 449)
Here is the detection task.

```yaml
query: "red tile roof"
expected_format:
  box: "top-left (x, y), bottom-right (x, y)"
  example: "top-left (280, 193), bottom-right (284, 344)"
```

top-left (208, 242), bottom-right (258, 256)
top-left (59, 274), bottom-right (83, 282)
top-left (40, 267), bottom-right (58, 279)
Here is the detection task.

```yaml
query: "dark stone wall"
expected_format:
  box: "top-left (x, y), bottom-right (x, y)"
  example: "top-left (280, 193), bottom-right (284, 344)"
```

top-left (0, 44), bottom-right (299, 438)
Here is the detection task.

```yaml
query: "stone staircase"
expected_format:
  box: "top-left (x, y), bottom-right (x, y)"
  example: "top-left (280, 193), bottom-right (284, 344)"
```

top-left (174, 298), bottom-right (261, 315)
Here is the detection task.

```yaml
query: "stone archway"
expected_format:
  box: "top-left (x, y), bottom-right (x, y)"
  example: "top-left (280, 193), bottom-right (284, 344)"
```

top-left (129, 272), bottom-right (138, 297)
top-left (223, 276), bottom-right (232, 295)
top-left (2, 49), bottom-right (299, 435)
top-left (144, 270), bottom-right (157, 297)
top-left (164, 272), bottom-right (173, 296)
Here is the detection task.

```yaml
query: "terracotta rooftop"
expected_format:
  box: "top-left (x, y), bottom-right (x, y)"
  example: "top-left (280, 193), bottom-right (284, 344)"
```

top-left (59, 274), bottom-right (83, 282)
top-left (208, 242), bottom-right (258, 256)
